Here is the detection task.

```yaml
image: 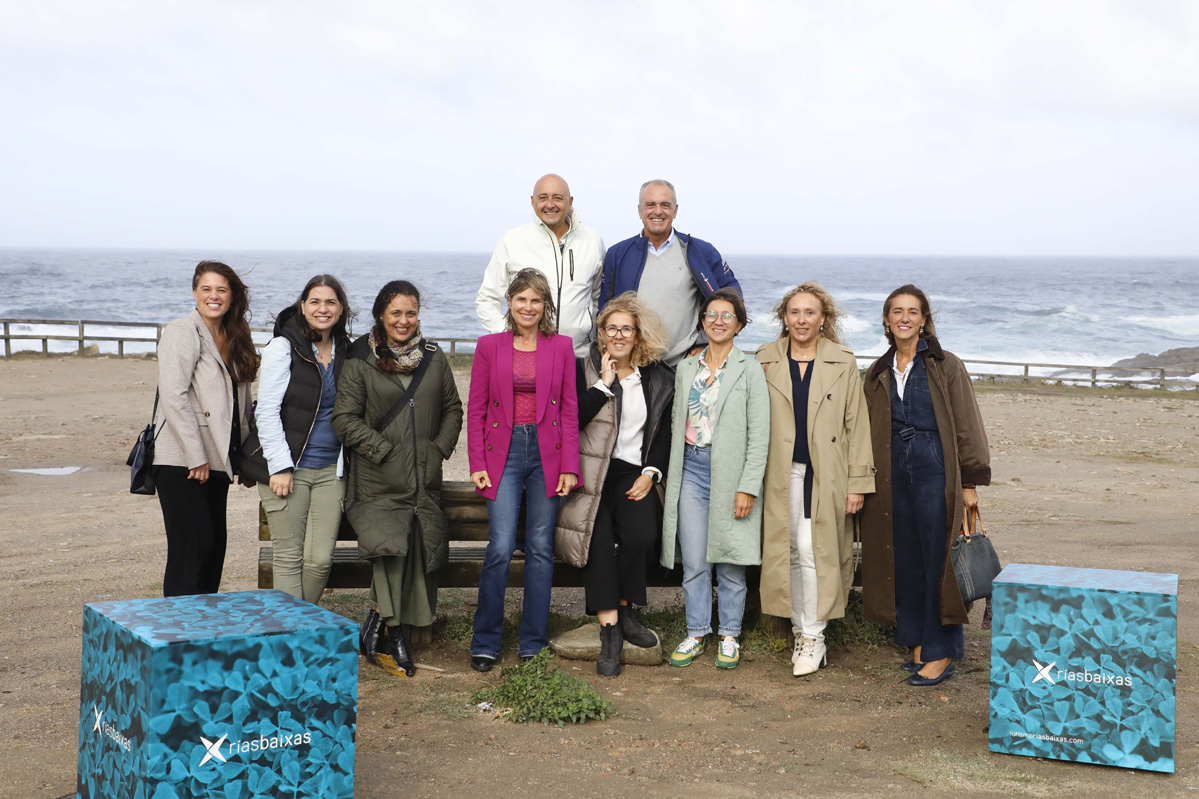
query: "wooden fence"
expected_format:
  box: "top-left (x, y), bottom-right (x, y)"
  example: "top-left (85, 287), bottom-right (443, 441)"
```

top-left (1, 317), bottom-right (1194, 389)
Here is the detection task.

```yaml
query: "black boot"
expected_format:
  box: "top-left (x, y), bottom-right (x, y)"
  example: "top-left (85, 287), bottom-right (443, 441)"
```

top-left (359, 609), bottom-right (383, 664)
top-left (618, 605), bottom-right (658, 649)
top-left (597, 624), bottom-right (623, 677)
top-left (385, 626), bottom-right (416, 677)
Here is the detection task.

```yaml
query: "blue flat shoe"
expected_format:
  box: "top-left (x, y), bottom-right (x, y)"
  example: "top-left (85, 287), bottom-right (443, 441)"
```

top-left (900, 660), bottom-right (923, 674)
top-left (907, 662), bottom-right (954, 686)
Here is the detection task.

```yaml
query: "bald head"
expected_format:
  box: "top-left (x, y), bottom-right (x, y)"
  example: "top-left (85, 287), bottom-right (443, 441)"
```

top-left (533, 173), bottom-right (570, 197)
top-left (530, 173), bottom-right (574, 237)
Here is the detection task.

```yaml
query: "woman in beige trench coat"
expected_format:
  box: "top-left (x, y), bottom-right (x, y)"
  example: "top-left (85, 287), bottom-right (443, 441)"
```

top-left (756, 283), bottom-right (875, 676)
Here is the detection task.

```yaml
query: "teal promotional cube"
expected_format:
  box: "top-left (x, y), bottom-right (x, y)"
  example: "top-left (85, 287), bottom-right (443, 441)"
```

top-left (988, 564), bottom-right (1176, 773)
top-left (77, 590), bottom-right (358, 799)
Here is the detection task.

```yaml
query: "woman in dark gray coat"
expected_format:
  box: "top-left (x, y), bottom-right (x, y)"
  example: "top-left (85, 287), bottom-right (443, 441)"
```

top-left (332, 281), bottom-right (463, 677)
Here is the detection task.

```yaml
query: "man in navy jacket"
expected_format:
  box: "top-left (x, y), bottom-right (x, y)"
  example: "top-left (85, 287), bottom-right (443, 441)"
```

top-left (600, 180), bottom-right (742, 365)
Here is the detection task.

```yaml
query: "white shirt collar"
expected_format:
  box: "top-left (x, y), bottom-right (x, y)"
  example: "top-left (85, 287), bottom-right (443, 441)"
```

top-left (647, 230), bottom-right (677, 256)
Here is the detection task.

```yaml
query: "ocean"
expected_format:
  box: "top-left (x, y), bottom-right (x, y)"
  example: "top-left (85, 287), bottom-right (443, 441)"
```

top-left (1, 248), bottom-right (1196, 378)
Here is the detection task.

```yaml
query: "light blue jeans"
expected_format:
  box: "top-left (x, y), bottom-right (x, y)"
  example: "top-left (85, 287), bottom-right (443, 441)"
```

top-left (677, 444), bottom-right (746, 638)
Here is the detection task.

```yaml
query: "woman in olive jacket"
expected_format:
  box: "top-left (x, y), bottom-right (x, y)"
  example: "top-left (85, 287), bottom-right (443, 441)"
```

top-left (859, 284), bottom-right (991, 687)
top-left (332, 280), bottom-right (463, 677)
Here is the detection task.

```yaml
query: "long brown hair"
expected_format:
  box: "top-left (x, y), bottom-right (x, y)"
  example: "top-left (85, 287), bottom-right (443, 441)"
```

top-left (291, 274), bottom-right (353, 349)
top-left (882, 284), bottom-right (937, 346)
top-left (504, 268), bottom-right (558, 338)
top-left (193, 261), bottom-right (259, 384)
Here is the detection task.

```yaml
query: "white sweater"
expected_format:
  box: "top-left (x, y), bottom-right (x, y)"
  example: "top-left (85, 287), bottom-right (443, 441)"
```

top-left (475, 209), bottom-right (606, 357)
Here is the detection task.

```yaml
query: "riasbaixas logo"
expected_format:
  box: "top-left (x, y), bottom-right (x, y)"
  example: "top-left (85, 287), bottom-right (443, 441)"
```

top-left (196, 725), bottom-right (313, 766)
top-left (91, 704), bottom-right (132, 753)
top-left (1030, 658), bottom-right (1133, 688)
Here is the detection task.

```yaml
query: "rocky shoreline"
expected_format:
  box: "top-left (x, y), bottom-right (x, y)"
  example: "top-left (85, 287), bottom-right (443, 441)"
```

top-left (1112, 346), bottom-right (1199, 371)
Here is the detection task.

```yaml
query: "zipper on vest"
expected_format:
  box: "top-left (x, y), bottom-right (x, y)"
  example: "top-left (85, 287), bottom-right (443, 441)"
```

top-left (293, 347), bottom-right (322, 466)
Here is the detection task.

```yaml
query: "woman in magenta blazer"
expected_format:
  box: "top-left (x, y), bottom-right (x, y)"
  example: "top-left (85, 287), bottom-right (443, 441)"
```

top-left (468, 268), bottom-right (581, 671)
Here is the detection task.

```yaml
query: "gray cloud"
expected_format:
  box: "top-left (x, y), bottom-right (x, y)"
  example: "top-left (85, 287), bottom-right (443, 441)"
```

top-left (1, 0), bottom-right (1196, 255)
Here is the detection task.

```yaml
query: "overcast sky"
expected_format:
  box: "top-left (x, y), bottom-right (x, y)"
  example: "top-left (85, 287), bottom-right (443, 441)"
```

top-left (2, 0), bottom-right (1197, 256)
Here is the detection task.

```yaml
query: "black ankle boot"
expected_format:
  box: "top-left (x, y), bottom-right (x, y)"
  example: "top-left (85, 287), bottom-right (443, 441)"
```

top-left (360, 609), bottom-right (383, 664)
top-left (386, 626), bottom-right (416, 677)
top-left (618, 606), bottom-right (658, 648)
top-left (597, 624), bottom-right (623, 677)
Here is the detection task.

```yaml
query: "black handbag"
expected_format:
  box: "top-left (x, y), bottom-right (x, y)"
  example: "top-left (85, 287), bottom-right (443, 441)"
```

top-left (235, 407), bottom-right (271, 485)
top-left (950, 506), bottom-right (1001, 602)
top-left (126, 391), bottom-right (160, 495)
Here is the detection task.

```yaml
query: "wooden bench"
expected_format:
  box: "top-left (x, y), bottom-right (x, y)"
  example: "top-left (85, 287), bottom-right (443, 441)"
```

top-left (257, 480), bottom-right (685, 591)
top-left (257, 480), bottom-right (859, 643)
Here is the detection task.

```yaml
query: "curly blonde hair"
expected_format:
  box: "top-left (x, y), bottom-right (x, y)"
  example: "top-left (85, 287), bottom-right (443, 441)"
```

top-left (598, 292), bottom-right (668, 367)
top-left (504, 268), bottom-right (558, 338)
top-left (773, 281), bottom-right (845, 345)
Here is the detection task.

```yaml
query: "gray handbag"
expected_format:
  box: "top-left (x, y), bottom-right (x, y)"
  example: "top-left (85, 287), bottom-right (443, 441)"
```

top-left (950, 506), bottom-right (1001, 602)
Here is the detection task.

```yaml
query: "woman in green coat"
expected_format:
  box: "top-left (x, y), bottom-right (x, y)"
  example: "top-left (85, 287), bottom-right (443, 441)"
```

top-left (332, 280), bottom-right (463, 677)
top-left (661, 288), bottom-right (770, 670)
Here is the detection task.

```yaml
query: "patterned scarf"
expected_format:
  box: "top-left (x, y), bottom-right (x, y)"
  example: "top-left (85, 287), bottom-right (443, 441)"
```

top-left (371, 325), bottom-right (424, 374)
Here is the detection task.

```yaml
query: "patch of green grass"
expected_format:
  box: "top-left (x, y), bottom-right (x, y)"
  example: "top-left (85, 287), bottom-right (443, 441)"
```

top-left (321, 590), bottom-right (372, 623)
top-left (436, 609), bottom-right (588, 653)
top-left (824, 590), bottom-right (892, 649)
top-left (473, 649), bottom-right (612, 726)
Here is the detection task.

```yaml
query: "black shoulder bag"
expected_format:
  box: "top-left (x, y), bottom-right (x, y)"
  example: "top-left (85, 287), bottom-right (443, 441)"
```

top-left (126, 391), bottom-right (160, 495)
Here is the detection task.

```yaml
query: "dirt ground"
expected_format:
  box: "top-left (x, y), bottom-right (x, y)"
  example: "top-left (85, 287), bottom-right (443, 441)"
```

top-left (1, 356), bottom-right (1197, 798)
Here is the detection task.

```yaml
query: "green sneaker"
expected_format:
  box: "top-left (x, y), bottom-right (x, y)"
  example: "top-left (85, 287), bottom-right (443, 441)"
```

top-left (669, 636), bottom-right (706, 667)
top-left (715, 637), bottom-right (740, 669)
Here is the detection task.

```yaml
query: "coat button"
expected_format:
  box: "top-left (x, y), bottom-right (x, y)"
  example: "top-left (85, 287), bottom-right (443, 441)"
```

top-left (552, 420), bottom-right (558, 426)
top-left (555, 443), bottom-right (561, 450)
top-left (492, 421), bottom-right (498, 428)
top-left (827, 393), bottom-right (832, 399)
top-left (204, 411), bottom-right (211, 417)
top-left (493, 400), bottom-right (499, 406)
top-left (551, 398), bottom-right (557, 405)
top-left (831, 436), bottom-right (836, 442)
top-left (487, 444), bottom-right (492, 451)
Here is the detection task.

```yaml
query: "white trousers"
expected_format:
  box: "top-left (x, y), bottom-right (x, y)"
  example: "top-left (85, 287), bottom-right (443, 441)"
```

top-left (789, 462), bottom-right (826, 641)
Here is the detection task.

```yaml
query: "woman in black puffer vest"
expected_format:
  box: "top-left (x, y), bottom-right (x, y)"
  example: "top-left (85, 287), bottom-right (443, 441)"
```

top-left (255, 275), bottom-right (351, 604)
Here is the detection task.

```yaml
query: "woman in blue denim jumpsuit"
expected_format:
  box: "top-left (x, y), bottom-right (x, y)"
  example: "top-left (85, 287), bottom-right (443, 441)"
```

top-left (859, 285), bottom-right (991, 687)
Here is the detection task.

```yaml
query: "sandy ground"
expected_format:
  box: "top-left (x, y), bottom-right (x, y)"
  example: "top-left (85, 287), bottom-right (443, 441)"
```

top-left (1, 356), bottom-right (1197, 798)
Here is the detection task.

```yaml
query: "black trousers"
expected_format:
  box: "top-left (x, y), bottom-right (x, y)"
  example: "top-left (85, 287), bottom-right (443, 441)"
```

top-left (583, 459), bottom-right (659, 613)
top-left (154, 465), bottom-right (231, 597)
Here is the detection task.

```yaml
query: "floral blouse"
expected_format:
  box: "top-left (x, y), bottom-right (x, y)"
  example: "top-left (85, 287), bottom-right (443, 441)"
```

top-left (684, 350), bottom-right (725, 447)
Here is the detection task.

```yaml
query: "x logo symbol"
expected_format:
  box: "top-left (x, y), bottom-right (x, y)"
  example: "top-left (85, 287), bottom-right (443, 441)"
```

top-left (1031, 659), bottom-right (1056, 684)
top-left (92, 705), bottom-right (103, 732)
top-left (199, 734), bottom-right (228, 766)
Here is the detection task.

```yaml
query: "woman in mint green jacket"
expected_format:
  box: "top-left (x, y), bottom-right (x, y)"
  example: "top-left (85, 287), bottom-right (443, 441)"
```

top-left (661, 288), bottom-right (770, 670)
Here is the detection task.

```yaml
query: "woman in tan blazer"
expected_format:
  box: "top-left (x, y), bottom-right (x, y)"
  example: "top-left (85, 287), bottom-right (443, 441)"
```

top-left (154, 261), bottom-right (257, 596)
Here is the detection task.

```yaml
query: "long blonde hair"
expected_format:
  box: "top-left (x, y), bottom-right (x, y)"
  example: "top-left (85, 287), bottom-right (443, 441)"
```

top-left (598, 292), bottom-right (668, 367)
top-left (773, 281), bottom-right (845, 345)
top-left (504, 268), bottom-right (558, 338)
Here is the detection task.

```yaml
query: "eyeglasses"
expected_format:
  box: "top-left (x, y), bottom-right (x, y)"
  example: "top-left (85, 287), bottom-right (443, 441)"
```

top-left (703, 311), bottom-right (737, 322)
top-left (603, 326), bottom-right (637, 338)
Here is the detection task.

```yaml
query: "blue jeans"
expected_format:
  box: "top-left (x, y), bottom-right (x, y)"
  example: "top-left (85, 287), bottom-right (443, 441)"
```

top-left (471, 425), bottom-right (562, 659)
top-left (677, 444), bottom-right (746, 638)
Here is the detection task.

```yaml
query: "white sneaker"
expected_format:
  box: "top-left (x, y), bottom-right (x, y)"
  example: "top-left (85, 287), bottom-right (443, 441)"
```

top-left (792, 636), bottom-right (827, 677)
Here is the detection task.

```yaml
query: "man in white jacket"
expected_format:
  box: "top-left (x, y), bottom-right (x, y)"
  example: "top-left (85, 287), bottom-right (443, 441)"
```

top-left (475, 173), bottom-right (606, 357)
